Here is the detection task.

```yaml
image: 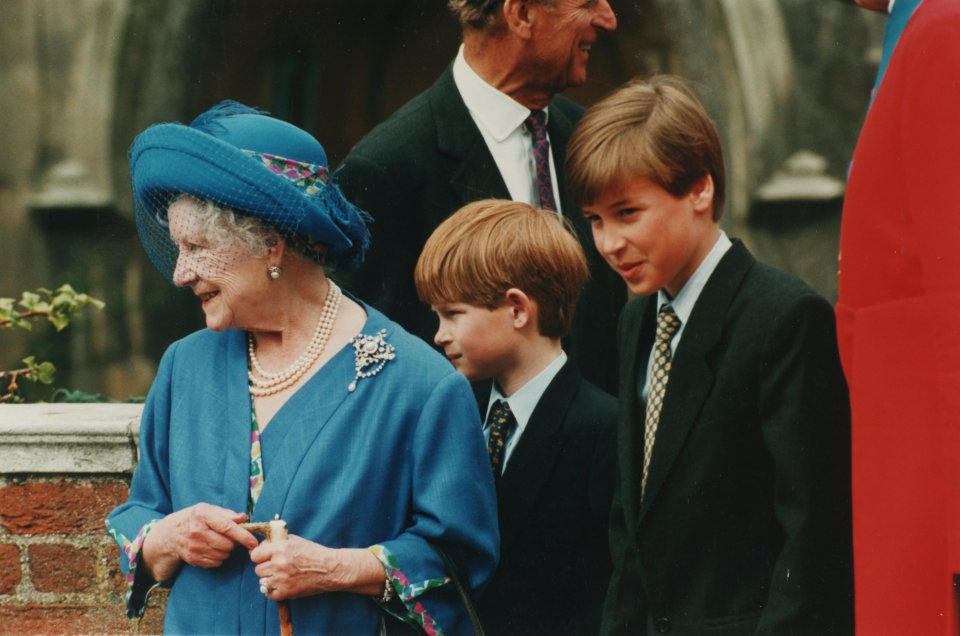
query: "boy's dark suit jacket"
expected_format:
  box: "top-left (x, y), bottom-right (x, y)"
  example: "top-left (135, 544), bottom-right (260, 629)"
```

top-left (602, 241), bottom-right (854, 636)
top-left (474, 359), bottom-right (617, 636)
top-left (336, 65), bottom-right (624, 394)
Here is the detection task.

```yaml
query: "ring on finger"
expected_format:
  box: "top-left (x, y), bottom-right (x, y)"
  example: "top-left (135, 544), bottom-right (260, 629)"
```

top-left (259, 578), bottom-right (271, 595)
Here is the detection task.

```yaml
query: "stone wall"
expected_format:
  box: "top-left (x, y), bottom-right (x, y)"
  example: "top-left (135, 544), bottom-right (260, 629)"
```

top-left (0, 404), bottom-right (167, 634)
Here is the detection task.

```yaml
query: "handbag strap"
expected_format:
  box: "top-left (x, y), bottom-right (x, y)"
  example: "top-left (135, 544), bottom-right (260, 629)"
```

top-left (436, 545), bottom-right (486, 636)
top-left (377, 544), bottom-right (486, 636)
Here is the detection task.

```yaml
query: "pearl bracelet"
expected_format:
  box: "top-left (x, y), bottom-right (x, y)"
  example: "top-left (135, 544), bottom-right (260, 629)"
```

top-left (378, 576), bottom-right (395, 603)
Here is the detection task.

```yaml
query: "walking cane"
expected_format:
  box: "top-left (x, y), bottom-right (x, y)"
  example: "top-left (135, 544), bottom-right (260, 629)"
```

top-left (243, 515), bottom-right (293, 636)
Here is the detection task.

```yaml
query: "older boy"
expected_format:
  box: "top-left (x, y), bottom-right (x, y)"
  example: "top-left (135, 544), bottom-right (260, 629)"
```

top-left (414, 199), bottom-right (617, 635)
top-left (566, 76), bottom-right (854, 635)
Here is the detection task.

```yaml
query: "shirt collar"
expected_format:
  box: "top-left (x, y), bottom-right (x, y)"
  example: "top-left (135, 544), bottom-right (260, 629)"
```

top-left (452, 44), bottom-right (542, 142)
top-left (657, 231), bottom-right (732, 322)
top-left (486, 350), bottom-right (567, 431)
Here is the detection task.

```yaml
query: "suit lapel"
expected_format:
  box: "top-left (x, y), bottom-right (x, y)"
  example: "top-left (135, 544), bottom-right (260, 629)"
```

top-left (547, 101), bottom-right (578, 218)
top-left (427, 66), bottom-right (511, 206)
top-left (550, 105), bottom-right (593, 256)
top-left (618, 297), bottom-right (656, 539)
top-left (474, 379), bottom-right (493, 421)
top-left (497, 360), bottom-right (580, 550)
top-left (638, 241), bottom-right (755, 521)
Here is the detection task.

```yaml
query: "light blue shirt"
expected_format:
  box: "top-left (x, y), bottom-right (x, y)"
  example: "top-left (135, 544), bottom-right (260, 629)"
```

top-left (642, 232), bottom-right (732, 401)
top-left (485, 350), bottom-right (568, 469)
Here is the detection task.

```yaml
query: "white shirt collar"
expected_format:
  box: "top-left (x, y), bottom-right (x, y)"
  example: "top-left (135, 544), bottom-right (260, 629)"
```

top-left (453, 44), bottom-right (540, 142)
top-left (657, 231), bottom-right (733, 323)
top-left (486, 350), bottom-right (567, 433)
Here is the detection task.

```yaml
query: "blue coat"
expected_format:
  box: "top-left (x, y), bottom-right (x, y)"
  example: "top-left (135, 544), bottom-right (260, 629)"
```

top-left (107, 305), bottom-right (498, 635)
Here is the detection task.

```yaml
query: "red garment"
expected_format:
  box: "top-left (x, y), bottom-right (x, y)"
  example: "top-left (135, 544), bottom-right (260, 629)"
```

top-left (837, 0), bottom-right (960, 633)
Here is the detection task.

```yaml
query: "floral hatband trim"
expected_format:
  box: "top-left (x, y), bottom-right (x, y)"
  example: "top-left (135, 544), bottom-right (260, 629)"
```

top-left (241, 150), bottom-right (331, 198)
top-left (348, 329), bottom-right (396, 392)
top-left (370, 544), bottom-right (449, 636)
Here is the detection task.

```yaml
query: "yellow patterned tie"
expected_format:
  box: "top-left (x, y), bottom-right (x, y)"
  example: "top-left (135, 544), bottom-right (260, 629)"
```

top-left (642, 305), bottom-right (681, 498)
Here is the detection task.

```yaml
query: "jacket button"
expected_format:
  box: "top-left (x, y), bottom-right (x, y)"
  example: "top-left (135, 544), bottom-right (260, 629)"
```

top-left (655, 616), bottom-right (671, 633)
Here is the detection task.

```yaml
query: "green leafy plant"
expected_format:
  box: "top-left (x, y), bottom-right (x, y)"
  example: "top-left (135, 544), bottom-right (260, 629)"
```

top-left (0, 285), bottom-right (105, 403)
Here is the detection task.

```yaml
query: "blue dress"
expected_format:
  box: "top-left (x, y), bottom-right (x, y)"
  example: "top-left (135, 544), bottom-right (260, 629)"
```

top-left (107, 304), bottom-right (499, 634)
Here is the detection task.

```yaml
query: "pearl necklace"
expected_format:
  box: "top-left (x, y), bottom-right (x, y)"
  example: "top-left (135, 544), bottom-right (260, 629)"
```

top-left (247, 280), bottom-right (342, 397)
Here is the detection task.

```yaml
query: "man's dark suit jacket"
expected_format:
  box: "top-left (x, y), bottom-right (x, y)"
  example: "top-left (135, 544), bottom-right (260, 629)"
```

top-left (335, 65), bottom-right (624, 393)
top-left (602, 241), bottom-right (854, 636)
top-left (474, 359), bottom-right (617, 636)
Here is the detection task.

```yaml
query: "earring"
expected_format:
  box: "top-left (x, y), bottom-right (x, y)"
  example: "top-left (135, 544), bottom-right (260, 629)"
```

top-left (268, 265), bottom-right (282, 279)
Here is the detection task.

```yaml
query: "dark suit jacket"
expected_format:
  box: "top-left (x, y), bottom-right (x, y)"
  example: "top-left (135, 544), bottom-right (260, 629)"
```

top-left (474, 360), bottom-right (617, 636)
top-left (602, 241), bottom-right (854, 636)
top-left (335, 65), bottom-right (624, 394)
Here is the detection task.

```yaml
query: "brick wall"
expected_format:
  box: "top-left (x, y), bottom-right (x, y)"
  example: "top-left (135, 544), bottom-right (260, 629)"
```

top-left (0, 404), bottom-right (167, 634)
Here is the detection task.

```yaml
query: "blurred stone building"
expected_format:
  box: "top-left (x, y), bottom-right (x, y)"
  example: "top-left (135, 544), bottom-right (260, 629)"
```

top-left (0, 0), bottom-right (885, 399)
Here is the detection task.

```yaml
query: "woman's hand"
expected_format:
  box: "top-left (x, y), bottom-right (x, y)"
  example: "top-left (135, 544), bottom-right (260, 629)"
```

top-left (142, 503), bottom-right (258, 583)
top-left (250, 535), bottom-right (386, 601)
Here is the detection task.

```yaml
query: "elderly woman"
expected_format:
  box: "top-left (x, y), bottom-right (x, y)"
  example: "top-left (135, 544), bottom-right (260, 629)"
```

top-left (106, 102), bottom-right (498, 634)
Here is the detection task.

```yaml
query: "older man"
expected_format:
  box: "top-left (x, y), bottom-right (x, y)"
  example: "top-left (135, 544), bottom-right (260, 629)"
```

top-left (837, 0), bottom-right (960, 633)
top-left (336, 0), bottom-right (623, 394)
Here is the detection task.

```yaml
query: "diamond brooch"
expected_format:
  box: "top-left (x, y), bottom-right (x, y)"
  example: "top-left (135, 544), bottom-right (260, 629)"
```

top-left (348, 329), bottom-right (396, 392)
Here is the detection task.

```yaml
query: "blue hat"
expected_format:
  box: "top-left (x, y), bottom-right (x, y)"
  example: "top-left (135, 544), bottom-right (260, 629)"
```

top-left (129, 100), bottom-right (370, 280)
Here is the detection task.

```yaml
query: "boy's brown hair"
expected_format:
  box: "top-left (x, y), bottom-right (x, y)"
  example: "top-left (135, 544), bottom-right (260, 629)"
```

top-left (565, 75), bottom-right (726, 220)
top-left (414, 199), bottom-right (589, 338)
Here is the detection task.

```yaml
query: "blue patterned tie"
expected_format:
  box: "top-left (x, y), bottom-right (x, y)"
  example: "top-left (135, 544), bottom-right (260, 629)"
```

top-left (525, 110), bottom-right (558, 211)
top-left (642, 305), bottom-right (681, 498)
top-left (486, 399), bottom-right (517, 480)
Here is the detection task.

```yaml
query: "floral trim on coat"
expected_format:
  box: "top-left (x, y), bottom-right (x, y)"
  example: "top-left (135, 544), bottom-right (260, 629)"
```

top-left (370, 544), bottom-right (450, 635)
top-left (105, 518), bottom-right (161, 619)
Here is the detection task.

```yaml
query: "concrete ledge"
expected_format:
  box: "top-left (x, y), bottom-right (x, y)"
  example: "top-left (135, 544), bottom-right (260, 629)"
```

top-left (0, 404), bottom-right (143, 474)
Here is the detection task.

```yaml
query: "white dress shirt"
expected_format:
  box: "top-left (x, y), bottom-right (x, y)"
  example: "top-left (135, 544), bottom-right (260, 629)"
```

top-left (452, 45), bottom-right (564, 215)
top-left (484, 351), bottom-right (568, 470)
